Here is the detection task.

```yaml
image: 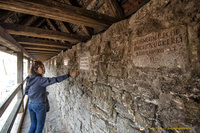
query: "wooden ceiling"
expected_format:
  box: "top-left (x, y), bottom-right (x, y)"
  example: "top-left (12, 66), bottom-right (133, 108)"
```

top-left (0, 0), bottom-right (149, 61)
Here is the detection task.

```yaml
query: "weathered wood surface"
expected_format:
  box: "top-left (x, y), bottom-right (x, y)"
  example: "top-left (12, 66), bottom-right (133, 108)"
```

top-left (0, 25), bottom-right (31, 58)
top-left (56, 21), bottom-right (73, 33)
top-left (0, 23), bottom-right (89, 42)
top-left (20, 15), bottom-right (37, 26)
top-left (0, 98), bottom-right (23, 133)
top-left (0, 0), bottom-right (118, 29)
top-left (24, 47), bottom-right (62, 52)
top-left (0, 11), bottom-right (13, 22)
top-left (0, 83), bottom-right (22, 117)
top-left (105, 0), bottom-right (124, 19)
top-left (26, 50), bottom-right (58, 54)
top-left (15, 37), bottom-right (70, 49)
top-left (46, 19), bottom-right (57, 31)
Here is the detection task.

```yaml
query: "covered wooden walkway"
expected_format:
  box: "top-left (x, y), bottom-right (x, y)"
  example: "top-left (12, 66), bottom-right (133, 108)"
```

top-left (0, 0), bottom-right (149, 132)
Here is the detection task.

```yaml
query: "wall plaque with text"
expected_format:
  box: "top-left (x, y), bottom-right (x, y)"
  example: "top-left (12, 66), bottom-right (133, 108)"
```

top-left (80, 57), bottom-right (90, 70)
top-left (132, 26), bottom-right (187, 69)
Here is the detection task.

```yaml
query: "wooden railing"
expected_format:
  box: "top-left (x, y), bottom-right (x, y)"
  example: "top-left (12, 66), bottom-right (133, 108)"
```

top-left (0, 79), bottom-right (28, 133)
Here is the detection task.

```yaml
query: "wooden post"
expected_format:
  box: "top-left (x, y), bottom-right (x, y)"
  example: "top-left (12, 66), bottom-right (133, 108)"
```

top-left (28, 58), bottom-right (30, 76)
top-left (17, 52), bottom-right (24, 113)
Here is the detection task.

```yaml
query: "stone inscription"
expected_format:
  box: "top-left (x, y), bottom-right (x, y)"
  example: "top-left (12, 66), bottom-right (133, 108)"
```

top-left (64, 58), bottom-right (69, 66)
top-left (132, 26), bottom-right (187, 68)
top-left (80, 57), bottom-right (90, 70)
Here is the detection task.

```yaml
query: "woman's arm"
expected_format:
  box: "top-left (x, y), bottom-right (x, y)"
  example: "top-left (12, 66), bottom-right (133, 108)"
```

top-left (39, 70), bottom-right (78, 87)
top-left (39, 74), bottom-right (70, 87)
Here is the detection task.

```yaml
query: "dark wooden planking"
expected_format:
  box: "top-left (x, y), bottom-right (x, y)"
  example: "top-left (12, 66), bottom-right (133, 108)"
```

top-left (30, 53), bottom-right (56, 56)
top-left (15, 37), bottom-right (70, 49)
top-left (105, 0), bottom-right (124, 19)
top-left (30, 53), bottom-right (57, 59)
top-left (32, 54), bottom-right (53, 59)
top-left (24, 47), bottom-right (62, 52)
top-left (33, 57), bottom-right (51, 61)
top-left (0, 23), bottom-right (89, 42)
top-left (20, 42), bottom-right (68, 49)
top-left (55, 21), bottom-right (73, 33)
top-left (20, 15), bottom-right (37, 26)
top-left (81, 25), bottom-right (92, 36)
top-left (41, 0), bottom-right (74, 33)
top-left (0, 0), bottom-right (118, 29)
top-left (124, 0), bottom-right (150, 17)
top-left (67, 0), bottom-right (92, 36)
top-left (0, 25), bottom-right (31, 58)
top-left (0, 45), bottom-right (14, 54)
top-left (63, 0), bottom-right (71, 5)
top-left (32, 18), bottom-right (46, 27)
top-left (0, 11), bottom-right (13, 22)
top-left (26, 50), bottom-right (58, 54)
top-left (46, 19), bottom-right (57, 31)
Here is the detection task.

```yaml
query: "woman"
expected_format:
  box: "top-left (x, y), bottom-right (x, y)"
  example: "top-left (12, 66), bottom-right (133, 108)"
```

top-left (25, 61), bottom-right (78, 133)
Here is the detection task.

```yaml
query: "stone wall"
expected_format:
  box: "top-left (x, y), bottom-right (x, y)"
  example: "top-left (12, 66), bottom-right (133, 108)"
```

top-left (43, 0), bottom-right (200, 132)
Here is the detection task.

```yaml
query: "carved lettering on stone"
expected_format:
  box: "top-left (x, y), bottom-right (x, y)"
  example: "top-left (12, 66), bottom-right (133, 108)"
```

top-left (132, 26), bottom-right (187, 69)
top-left (80, 57), bottom-right (90, 70)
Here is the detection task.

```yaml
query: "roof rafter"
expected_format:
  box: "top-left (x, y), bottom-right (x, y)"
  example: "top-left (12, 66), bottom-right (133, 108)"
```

top-left (15, 37), bottom-right (70, 49)
top-left (0, 23), bottom-right (89, 42)
top-left (24, 47), bottom-right (62, 52)
top-left (0, 0), bottom-right (118, 30)
top-left (26, 50), bottom-right (58, 54)
top-left (46, 19), bottom-right (57, 31)
top-left (0, 25), bottom-right (32, 58)
top-left (20, 15), bottom-right (37, 26)
top-left (0, 11), bottom-right (13, 22)
top-left (105, 0), bottom-right (124, 19)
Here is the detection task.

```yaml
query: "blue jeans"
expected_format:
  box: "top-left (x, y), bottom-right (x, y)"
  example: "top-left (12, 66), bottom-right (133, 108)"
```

top-left (28, 102), bottom-right (46, 133)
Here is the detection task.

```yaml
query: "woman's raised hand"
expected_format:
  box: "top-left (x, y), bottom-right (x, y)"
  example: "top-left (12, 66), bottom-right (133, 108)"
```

top-left (70, 70), bottom-right (79, 77)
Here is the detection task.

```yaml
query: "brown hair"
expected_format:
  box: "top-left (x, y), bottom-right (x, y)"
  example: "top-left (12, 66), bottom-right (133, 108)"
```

top-left (29, 60), bottom-right (44, 76)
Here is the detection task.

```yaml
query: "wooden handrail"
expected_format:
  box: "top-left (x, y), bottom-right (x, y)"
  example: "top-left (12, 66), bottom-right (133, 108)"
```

top-left (0, 80), bottom-right (25, 117)
top-left (0, 95), bottom-right (24, 132)
top-left (0, 79), bottom-right (26, 133)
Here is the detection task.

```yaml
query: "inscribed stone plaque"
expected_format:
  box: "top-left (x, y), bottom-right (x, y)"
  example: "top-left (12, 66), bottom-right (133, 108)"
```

top-left (132, 26), bottom-right (187, 69)
top-left (64, 58), bottom-right (69, 66)
top-left (80, 57), bottom-right (90, 70)
top-left (54, 59), bottom-right (56, 66)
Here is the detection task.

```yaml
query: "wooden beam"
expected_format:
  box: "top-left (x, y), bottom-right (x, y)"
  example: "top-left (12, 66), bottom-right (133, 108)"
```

top-left (105, 0), bottom-right (124, 19)
top-left (0, 0), bottom-right (118, 29)
top-left (46, 19), bottom-right (57, 31)
top-left (21, 43), bottom-right (68, 49)
top-left (0, 25), bottom-right (32, 58)
top-left (20, 15), bottom-right (37, 26)
top-left (15, 37), bottom-right (70, 49)
top-left (33, 18), bottom-right (46, 27)
top-left (30, 53), bottom-right (56, 55)
top-left (0, 26), bottom-right (20, 52)
top-left (24, 47), bottom-right (62, 52)
top-left (32, 54), bottom-right (53, 59)
top-left (32, 55), bottom-right (53, 59)
top-left (67, 0), bottom-right (92, 36)
top-left (0, 45), bottom-right (14, 54)
top-left (30, 53), bottom-right (56, 58)
top-left (55, 21), bottom-right (73, 33)
top-left (26, 50), bottom-right (58, 54)
top-left (63, 0), bottom-right (71, 5)
top-left (0, 23), bottom-right (89, 42)
top-left (32, 54), bottom-right (53, 57)
top-left (81, 25), bottom-right (92, 36)
top-left (17, 52), bottom-right (24, 113)
top-left (0, 11), bottom-right (13, 22)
